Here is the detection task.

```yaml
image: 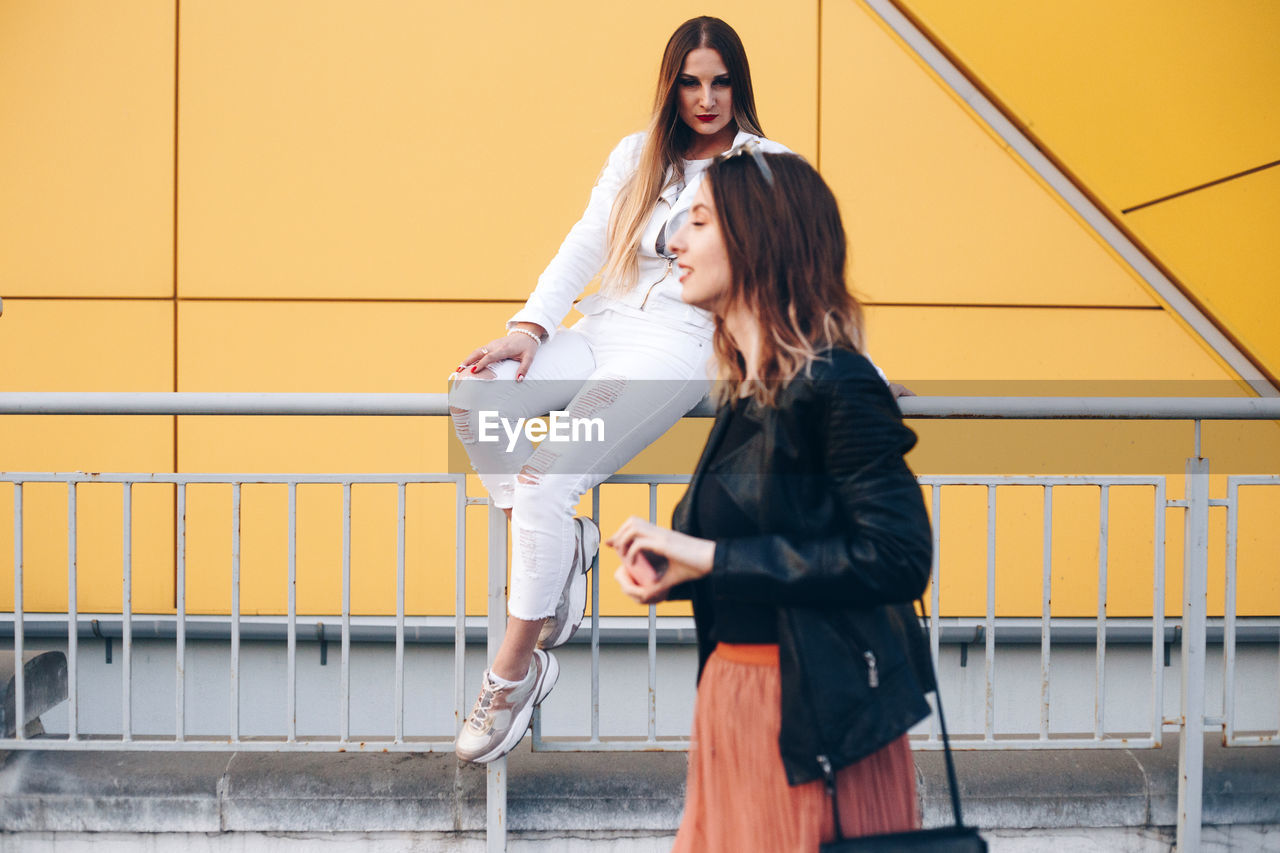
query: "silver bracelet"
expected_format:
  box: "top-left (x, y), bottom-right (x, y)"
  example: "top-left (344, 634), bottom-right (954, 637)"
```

top-left (507, 327), bottom-right (542, 347)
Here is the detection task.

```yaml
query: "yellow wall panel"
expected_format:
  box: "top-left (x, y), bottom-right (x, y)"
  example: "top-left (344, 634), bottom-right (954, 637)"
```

top-left (1125, 169), bottom-right (1280, 381)
top-left (820, 1), bottom-right (1156, 307)
top-left (0, 1), bottom-right (173, 297)
top-left (0, 300), bottom-right (174, 613)
top-left (178, 0), bottom-right (817, 301)
top-left (1235, 485), bottom-right (1280, 618)
top-left (897, 0), bottom-right (1280, 210)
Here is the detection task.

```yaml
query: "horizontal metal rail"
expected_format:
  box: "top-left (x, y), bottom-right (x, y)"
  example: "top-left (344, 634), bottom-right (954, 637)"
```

top-left (6, 613), bottom-right (1274, 646)
top-left (2, 392), bottom-right (1279, 419)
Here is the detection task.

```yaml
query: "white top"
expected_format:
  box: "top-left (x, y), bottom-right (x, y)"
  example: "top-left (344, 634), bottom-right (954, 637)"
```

top-left (507, 130), bottom-right (793, 340)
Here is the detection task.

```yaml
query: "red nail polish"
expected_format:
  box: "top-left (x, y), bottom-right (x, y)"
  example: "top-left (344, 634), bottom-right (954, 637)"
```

top-left (470, 366), bottom-right (477, 373)
top-left (517, 373), bottom-right (524, 382)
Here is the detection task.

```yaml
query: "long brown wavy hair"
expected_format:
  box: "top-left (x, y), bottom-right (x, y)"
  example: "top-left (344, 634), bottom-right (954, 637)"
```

top-left (703, 152), bottom-right (866, 407)
top-left (599, 17), bottom-right (765, 298)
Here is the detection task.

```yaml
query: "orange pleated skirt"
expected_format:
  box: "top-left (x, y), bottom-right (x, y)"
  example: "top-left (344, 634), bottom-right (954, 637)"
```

top-left (671, 643), bottom-right (919, 853)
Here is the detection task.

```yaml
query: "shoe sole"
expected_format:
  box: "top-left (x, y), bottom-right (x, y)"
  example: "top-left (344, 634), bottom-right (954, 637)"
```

top-left (540, 517), bottom-right (600, 650)
top-left (465, 652), bottom-right (560, 765)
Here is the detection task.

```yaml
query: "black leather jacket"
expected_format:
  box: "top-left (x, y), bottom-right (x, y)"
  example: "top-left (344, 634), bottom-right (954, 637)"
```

top-left (671, 348), bottom-right (936, 786)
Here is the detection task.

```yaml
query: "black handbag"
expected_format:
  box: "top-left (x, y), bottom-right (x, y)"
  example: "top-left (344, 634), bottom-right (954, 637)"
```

top-left (819, 606), bottom-right (987, 852)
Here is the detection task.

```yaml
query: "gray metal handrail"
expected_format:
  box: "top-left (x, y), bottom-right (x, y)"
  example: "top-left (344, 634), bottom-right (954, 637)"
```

top-left (1, 392), bottom-right (1279, 419)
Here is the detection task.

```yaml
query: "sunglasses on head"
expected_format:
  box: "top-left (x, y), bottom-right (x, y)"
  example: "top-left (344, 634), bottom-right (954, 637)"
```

top-left (658, 140), bottom-right (777, 258)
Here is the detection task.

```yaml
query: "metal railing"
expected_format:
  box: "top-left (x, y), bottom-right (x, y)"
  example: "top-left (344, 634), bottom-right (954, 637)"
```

top-left (3, 392), bottom-right (1279, 851)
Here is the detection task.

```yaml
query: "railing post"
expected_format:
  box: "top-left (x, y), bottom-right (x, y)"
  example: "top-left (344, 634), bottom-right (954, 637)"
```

top-left (1177, 454), bottom-right (1209, 850)
top-left (486, 501), bottom-right (508, 853)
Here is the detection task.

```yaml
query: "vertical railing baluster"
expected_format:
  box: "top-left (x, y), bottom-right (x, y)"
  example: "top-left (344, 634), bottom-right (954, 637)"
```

top-left (455, 484), bottom-right (467, 735)
top-left (67, 481), bottom-right (78, 741)
top-left (486, 500), bottom-right (508, 853)
top-left (122, 482), bottom-right (133, 742)
top-left (341, 483), bottom-right (352, 744)
top-left (647, 484), bottom-right (658, 744)
top-left (1096, 485), bottom-right (1109, 740)
top-left (1041, 485), bottom-right (1052, 742)
top-left (287, 483), bottom-right (297, 743)
top-left (1177, 456), bottom-right (1209, 851)
top-left (1223, 480), bottom-right (1238, 746)
top-left (590, 486), bottom-right (601, 744)
top-left (985, 485), bottom-right (996, 742)
top-left (395, 482), bottom-right (406, 744)
top-left (929, 484), bottom-right (941, 743)
top-left (1152, 480), bottom-right (1167, 747)
top-left (176, 483), bottom-right (186, 742)
top-left (231, 483), bottom-right (241, 743)
top-left (13, 483), bottom-right (24, 741)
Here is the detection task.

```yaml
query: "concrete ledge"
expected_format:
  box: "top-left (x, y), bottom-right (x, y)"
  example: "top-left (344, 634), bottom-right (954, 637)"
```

top-left (0, 735), bottom-right (1276, 836)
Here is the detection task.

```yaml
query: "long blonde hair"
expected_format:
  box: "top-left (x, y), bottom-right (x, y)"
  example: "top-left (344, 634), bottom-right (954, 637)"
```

top-left (704, 153), bottom-right (866, 408)
top-left (599, 17), bottom-right (764, 297)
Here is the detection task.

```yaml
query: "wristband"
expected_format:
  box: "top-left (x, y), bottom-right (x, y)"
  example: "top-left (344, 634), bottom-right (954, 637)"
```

top-left (507, 327), bottom-right (542, 347)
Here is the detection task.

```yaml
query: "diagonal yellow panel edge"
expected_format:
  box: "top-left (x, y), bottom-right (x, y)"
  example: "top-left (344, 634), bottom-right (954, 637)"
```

top-left (820, 0), bottom-right (1156, 308)
top-left (855, 0), bottom-right (1275, 394)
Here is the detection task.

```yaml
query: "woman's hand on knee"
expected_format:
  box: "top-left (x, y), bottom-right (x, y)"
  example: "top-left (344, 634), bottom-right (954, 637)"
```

top-left (457, 326), bottom-right (543, 381)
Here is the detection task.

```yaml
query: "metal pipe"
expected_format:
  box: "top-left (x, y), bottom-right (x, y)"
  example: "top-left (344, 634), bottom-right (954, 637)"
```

top-left (486, 501), bottom-right (508, 853)
top-left (455, 487), bottom-right (470, 735)
top-left (3, 392), bottom-right (1280, 419)
top-left (1040, 486), bottom-right (1052, 742)
top-left (985, 486), bottom-right (997, 741)
top-left (3, 612), bottom-right (1272, 646)
top-left (287, 483), bottom-right (297, 743)
top-left (929, 484), bottom-right (941, 743)
top-left (341, 483), bottom-right (352, 744)
top-left (12, 483), bottom-right (24, 741)
top-left (67, 483), bottom-right (78, 741)
top-left (395, 483), bottom-right (406, 744)
top-left (1152, 481), bottom-right (1167, 748)
top-left (590, 487), bottom-right (601, 744)
top-left (1177, 458), bottom-right (1210, 850)
top-left (1096, 485), bottom-right (1110, 740)
top-left (231, 483), bottom-right (241, 743)
top-left (176, 484), bottom-right (186, 742)
top-left (647, 484), bottom-right (658, 744)
top-left (122, 483), bottom-right (132, 742)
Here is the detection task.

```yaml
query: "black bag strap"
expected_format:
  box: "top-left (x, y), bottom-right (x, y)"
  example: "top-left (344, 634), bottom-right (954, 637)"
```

top-left (824, 599), bottom-right (965, 842)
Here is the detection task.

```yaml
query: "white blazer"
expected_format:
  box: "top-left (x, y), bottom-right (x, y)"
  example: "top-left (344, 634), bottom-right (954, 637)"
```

top-left (508, 129), bottom-right (794, 340)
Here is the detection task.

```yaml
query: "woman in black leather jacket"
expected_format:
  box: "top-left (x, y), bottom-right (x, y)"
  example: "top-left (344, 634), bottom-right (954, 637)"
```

top-left (608, 148), bottom-right (935, 851)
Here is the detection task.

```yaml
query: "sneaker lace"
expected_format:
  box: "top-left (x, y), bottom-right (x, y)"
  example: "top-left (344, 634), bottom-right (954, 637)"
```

top-left (468, 677), bottom-right (498, 728)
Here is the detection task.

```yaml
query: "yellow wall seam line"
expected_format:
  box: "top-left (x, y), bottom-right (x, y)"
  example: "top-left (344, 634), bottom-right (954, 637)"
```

top-left (1121, 158), bottom-right (1280, 215)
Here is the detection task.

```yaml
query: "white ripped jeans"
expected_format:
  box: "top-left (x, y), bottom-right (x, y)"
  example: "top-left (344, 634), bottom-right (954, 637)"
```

top-left (448, 309), bottom-right (712, 621)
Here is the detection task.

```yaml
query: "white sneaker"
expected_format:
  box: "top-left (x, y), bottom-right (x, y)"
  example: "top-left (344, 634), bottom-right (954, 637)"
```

top-left (537, 516), bottom-right (600, 650)
top-left (455, 648), bottom-right (559, 764)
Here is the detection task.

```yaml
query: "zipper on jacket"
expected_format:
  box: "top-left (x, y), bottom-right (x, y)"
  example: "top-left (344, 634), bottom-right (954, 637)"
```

top-left (863, 650), bottom-right (879, 688)
top-left (638, 259), bottom-right (673, 309)
top-left (817, 754), bottom-right (836, 796)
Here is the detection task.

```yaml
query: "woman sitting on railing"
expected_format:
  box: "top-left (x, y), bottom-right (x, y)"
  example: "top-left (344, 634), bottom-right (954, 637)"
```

top-left (608, 149), bottom-right (936, 851)
top-left (447, 17), bottom-right (792, 765)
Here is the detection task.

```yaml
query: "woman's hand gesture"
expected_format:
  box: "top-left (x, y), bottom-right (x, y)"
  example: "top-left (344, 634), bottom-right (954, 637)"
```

top-left (607, 517), bottom-right (715, 605)
top-left (456, 323), bottom-right (546, 381)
